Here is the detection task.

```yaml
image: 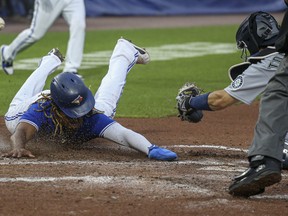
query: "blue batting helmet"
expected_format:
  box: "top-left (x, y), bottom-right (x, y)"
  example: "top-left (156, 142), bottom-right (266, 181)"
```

top-left (50, 72), bottom-right (95, 118)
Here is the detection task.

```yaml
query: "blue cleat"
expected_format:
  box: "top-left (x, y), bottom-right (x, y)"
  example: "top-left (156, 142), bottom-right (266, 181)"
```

top-left (148, 145), bottom-right (178, 161)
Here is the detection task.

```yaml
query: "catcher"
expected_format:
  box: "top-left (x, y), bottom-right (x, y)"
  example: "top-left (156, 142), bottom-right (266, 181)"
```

top-left (2, 38), bottom-right (177, 161)
top-left (176, 11), bottom-right (288, 169)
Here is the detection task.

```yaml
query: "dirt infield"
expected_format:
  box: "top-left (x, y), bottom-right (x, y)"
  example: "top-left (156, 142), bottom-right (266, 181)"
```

top-left (1, 14), bottom-right (288, 216)
top-left (1, 102), bottom-right (288, 216)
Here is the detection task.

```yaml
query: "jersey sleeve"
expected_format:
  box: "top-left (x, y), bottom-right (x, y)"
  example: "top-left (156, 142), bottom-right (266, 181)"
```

top-left (19, 103), bottom-right (52, 131)
top-left (77, 113), bottom-right (115, 140)
top-left (224, 53), bottom-right (283, 105)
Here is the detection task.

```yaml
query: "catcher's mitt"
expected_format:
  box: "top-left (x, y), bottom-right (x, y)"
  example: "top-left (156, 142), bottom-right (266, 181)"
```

top-left (176, 82), bottom-right (203, 123)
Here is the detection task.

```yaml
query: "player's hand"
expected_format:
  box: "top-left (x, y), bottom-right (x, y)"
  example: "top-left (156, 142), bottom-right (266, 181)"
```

top-left (2, 148), bottom-right (35, 158)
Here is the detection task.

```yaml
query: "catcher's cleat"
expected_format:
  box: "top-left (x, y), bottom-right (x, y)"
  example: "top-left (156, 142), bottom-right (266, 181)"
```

top-left (1, 45), bottom-right (14, 75)
top-left (229, 155), bottom-right (281, 197)
top-left (121, 37), bottom-right (150, 64)
top-left (48, 48), bottom-right (65, 62)
top-left (148, 145), bottom-right (178, 161)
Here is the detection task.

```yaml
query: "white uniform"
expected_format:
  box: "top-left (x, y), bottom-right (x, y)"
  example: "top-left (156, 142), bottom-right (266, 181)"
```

top-left (2, 0), bottom-right (85, 73)
top-left (5, 39), bottom-right (153, 155)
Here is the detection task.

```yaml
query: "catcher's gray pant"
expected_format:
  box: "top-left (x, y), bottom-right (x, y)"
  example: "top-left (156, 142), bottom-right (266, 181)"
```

top-left (248, 55), bottom-right (288, 162)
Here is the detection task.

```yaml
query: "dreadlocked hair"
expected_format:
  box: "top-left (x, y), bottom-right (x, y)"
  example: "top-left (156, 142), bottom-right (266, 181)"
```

top-left (36, 93), bottom-right (83, 136)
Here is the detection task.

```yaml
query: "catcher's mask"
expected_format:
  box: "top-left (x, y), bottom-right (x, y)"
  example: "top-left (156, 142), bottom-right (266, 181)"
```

top-left (236, 11), bottom-right (280, 57)
top-left (50, 72), bottom-right (95, 118)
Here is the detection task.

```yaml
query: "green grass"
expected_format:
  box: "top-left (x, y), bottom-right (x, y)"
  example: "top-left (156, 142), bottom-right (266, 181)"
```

top-left (0, 25), bottom-right (241, 117)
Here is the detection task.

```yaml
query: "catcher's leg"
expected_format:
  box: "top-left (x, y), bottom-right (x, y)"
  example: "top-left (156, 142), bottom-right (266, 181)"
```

top-left (94, 38), bottom-right (150, 118)
top-left (5, 49), bottom-right (63, 133)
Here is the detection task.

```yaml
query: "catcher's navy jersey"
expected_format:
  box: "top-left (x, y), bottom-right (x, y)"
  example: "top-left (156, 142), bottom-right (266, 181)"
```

top-left (19, 100), bottom-right (115, 141)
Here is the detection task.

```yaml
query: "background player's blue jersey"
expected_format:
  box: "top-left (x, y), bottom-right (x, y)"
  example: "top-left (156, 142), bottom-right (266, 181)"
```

top-left (19, 100), bottom-right (115, 142)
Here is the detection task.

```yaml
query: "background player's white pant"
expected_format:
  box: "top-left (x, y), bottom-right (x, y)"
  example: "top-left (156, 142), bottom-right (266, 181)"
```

top-left (5, 54), bottom-right (62, 133)
top-left (2, 0), bottom-right (85, 73)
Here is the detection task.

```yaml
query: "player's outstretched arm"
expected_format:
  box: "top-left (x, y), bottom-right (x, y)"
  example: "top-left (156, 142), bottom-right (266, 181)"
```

top-left (2, 122), bottom-right (37, 158)
top-left (208, 90), bottom-right (239, 111)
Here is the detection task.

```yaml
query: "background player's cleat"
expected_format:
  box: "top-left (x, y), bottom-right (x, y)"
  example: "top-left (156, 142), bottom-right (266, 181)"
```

top-left (121, 37), bottom-right (150, 64)
top-left (148, 145), bottom-right (178, 161)
top-left (48, 48), bottom-right (65, 62)
top-left (1, 45), bottom-right (14, 75)
top-left (229, 155), bottom-right (281, 197)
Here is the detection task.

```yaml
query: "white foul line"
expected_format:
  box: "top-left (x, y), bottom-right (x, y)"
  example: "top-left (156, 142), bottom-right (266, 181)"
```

top-left (168, 144), bottom-right (248, 152)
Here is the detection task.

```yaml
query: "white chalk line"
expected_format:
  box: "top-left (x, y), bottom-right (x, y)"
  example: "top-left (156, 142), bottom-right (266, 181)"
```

top-left (1, 154), bottom-right (287, 199)
top-left (13, 42), bottom-right (237, 71)
top-left (0, 158), bottom-right (246, 166)
top-left (0, 173), bottom-right (287, 200)
top-left (253, 194), bottom-right (288, 200)
top-left (0, 144), bottom-right (248, 166)
top-left (0, 144), bottom-right (245, 198)
top-left (168, 144), bottom-right (248, 152)
top-left (0, 175), bottom-right (214, 197)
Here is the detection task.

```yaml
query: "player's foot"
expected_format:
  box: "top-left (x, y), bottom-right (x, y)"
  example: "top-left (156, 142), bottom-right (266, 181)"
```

top-left (121, 37), bottom-right (150, 64)
top-left (1, 45), bottom-right (14, 75)
top-left (148, 145), bottom-right (178, 161)
top-left (48, 48), bottom-right (65, 62)
top-left (229, 155), bottom-right (281, 197)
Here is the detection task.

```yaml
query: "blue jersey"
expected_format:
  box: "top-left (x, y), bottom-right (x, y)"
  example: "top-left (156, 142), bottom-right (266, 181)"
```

top-left (19, 100), bottom-right (115, 142)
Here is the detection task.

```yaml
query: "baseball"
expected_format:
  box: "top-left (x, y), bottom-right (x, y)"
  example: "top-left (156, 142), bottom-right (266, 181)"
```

top-left (0, 17), bottom-right (5, 31)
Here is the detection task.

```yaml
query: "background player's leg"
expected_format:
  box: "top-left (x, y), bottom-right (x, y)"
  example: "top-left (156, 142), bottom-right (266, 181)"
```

top-left (61, 0), bottom-right (86, 73)
top-left (2, 0), bottom-right (64, 71)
